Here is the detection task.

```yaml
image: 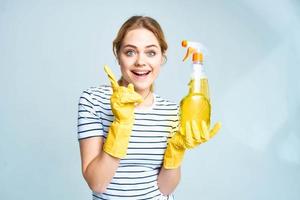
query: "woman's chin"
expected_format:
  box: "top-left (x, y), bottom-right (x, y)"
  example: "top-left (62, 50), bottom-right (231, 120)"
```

top-left (133, 83), bottom-right (152, 93)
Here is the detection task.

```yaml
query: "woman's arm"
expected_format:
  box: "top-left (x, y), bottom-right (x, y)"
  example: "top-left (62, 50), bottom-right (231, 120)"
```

top-left (79, 137), bottom-right (120, 193)
top-left (157, 166), bottom-right (181, 195)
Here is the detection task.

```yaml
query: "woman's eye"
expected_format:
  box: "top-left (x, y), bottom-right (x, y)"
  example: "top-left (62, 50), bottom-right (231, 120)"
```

top-left (125, 50), bottom-right (136, 57)
top-left (146, 51), bottom-right (156, 57)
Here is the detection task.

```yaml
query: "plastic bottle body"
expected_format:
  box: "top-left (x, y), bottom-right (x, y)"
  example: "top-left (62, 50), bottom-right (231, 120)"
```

top-left (179, 78), bottom-right (211, 135)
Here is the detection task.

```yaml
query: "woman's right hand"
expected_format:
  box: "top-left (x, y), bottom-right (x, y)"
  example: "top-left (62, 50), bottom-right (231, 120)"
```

top-left (103, 65), bottom-right (143, 158)
top-left (104, 65), bottom-right (142, 124)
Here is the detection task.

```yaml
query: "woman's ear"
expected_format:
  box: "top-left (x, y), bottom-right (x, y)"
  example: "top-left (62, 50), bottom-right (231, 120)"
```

top-left (161, 54), bottom-right (167, 65)
top-left (116, 55), bottom-right (120, 65)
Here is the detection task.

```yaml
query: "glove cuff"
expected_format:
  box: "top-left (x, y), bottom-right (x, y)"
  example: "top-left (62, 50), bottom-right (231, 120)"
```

top-left (163, 141), bottom-right (185, 169)
top-left (103, 121), bottom-right (133, 158)
top-left (115, 118), bottom-right (134, 125)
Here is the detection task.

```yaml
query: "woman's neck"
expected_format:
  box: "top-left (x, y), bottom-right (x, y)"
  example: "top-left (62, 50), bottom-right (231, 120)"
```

top-left (136, 89), bottom-right (153, 108)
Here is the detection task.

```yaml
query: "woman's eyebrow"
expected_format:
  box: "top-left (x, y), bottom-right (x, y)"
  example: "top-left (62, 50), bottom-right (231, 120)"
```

top-left (145, 44), bottom-right (159, 49)
top-left (122, 44), bottom-right (137, 49)
top-left (122, 44), bottom-right (159, 49)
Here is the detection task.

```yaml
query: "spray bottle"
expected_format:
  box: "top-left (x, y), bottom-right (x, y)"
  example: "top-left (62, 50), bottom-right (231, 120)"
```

top-left (180, 40), bottom-right (211, 133)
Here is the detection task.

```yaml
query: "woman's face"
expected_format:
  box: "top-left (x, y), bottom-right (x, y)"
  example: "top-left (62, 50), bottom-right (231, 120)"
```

top-left (118, 28), bottom-right (163, 93)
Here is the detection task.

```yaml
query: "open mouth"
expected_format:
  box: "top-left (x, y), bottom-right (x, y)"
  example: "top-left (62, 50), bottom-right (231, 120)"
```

top-left (131, 70), bottom-right (151, 77)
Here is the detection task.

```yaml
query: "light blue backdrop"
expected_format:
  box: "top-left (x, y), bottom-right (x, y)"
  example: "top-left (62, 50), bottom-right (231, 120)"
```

top-left (1, 0), bottom-right (299, 199)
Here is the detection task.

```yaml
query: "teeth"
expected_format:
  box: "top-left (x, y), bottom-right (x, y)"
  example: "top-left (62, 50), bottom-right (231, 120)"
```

top-left (132, 71), bottom-right (150, 75)
top-left (136, 72), bottom-right (147, 75)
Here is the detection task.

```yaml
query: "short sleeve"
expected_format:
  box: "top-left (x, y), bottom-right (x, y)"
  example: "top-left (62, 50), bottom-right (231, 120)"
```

top-left (169, 106), bottom-right (180, 138)
top-left (77, 89), bottom-right (104, 140)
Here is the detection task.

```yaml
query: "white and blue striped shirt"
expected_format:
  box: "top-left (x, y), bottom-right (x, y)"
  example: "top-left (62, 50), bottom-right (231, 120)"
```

top-left (77, 85), bottom-right (179, 200)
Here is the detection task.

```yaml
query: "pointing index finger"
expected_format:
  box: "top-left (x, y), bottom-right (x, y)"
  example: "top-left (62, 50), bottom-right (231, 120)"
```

top-left (104, 65), bottom-right (119, 90)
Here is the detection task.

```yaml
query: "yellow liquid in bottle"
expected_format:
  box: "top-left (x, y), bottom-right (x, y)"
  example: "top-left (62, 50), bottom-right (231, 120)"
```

top-left (179, 78), bottom-right (211, 134)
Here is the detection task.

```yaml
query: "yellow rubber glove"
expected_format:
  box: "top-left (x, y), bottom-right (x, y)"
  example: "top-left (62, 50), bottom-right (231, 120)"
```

top-left (163, 120), bottom-right (221, 169)
top-left (103, 65), bottom-right (143, 158)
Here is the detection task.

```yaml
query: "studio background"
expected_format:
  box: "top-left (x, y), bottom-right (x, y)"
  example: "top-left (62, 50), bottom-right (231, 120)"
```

top-left (1, 0), bottom-right (300, 199)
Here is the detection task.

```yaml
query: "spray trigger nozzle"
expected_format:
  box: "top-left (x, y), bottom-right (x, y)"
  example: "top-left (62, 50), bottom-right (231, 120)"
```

top-left (183, 47), bottom-right (195, 61)
top-left (182, 40), bottom-right (206, 63)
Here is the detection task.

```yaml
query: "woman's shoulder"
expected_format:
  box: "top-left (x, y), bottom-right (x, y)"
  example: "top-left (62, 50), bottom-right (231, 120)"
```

top-left (83, 85), bottom-right (111, 94)
top-left (81, 85), bottom-right (111, 96)
top-left (79, 85), bottom-right (112, 104)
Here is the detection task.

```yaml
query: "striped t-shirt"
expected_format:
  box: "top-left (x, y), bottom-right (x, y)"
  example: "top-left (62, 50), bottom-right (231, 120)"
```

top-left (77, 85), bottom-right (179, 200)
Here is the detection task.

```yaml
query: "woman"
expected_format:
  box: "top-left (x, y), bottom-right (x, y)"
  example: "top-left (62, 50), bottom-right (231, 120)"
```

top-left (77, 15), bottom-right (220, 200)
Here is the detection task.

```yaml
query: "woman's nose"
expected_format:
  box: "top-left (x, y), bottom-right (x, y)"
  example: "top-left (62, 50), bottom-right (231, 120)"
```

top-left (134, 54), bottom-right (146, 67)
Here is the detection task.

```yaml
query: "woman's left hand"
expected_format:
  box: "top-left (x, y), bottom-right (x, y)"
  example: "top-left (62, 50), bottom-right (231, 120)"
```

top-left (163, 120), bottom-right (221, 169)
